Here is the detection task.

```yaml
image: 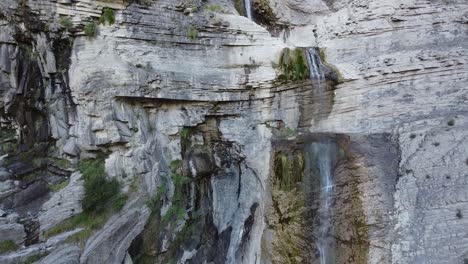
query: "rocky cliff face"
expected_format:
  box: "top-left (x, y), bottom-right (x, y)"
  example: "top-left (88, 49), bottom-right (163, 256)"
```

top-left (0, 0), bottom-right (467, 263)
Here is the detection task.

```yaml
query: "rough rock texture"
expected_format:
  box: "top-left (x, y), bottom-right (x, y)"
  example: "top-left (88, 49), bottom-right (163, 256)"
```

top-left (38, 172), bottom-right (84, 232)
top-left (0, 0), bottom-right (467, 263)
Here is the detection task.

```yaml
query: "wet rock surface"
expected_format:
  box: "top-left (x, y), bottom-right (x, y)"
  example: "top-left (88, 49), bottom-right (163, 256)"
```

top-left (0, 0), bottom-right (467, 263)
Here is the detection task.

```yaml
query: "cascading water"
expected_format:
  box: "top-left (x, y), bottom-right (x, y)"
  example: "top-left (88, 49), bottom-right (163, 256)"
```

top-left (244, 0), bottom-right (252, 19)
top-left (305, 48), bottom-right (325, 80)
top-left (305, 141), bottom-right (338, 264)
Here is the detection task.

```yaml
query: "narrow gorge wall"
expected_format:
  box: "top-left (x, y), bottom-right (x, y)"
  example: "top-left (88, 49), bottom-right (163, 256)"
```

top-left (0, 0), bottom-right (467, 263)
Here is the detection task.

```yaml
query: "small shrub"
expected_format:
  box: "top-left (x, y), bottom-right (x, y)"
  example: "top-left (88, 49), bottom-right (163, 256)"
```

top-left (100, 7), bottom-right (115, 25)
top-left (84, 21), bottom-right (97, 37)
top-left (187, 27), bottom-right (198, 40)
top-left (207, 4), bottom-right (221, 12)
top-left (409, 133), bottom-right (416, 139)
top-left (112, 193), bottom-right (128, 211)
top-left (78, 158), bottom-right (120, 212)
top-left (0, 240), bottom-right (18, 253)
top-left (180, 127), bottom-right (191, 140)
top-left (447, 119), bottom-right (455, 126)
top-left (59, 16), bottom-right (73, 30)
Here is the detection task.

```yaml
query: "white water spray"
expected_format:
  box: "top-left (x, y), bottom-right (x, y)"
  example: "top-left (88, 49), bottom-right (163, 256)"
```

top-left (244, 0), bottom-right (252, 19)
top-left (306, 48), bottom-right (325, 80)
top-left (307, 141), bottom-right (337, 264)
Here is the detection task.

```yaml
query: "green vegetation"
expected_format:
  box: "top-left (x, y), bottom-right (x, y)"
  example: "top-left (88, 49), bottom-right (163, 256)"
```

top-left (234, 0), bottom-right (245, 16)
top-left (139, 0), bottom-right (153, 6)
top-left (49, 179), bottom-right (70, 192)
top-left (180, 127), bottom-right (191, 141)
top-left (51, 157), bottom-right (71, 168)
top-left (112, 193), bottom-right (129, 211)
top-left (43, 204), bottom-right (117, 247)
top-left (278, 127), bottom-right (296, 138)
top-left (187, 27), bottom-right (198, 41)
top-left (59, 16), bottom-right (73, 30)
top-left (24, 253), bottom-right (47, 264)
top-left (43, 157), bottom-right (127, 246)
top-left (274, 152), bottom-right (304, 191)
top-left (100, 7), bottom-right (115, 25)
top-left (84, 21), bottom-right (97, 37)
top-left (78, 157), bottom-right (120, 212)
top-left (276, 48), bottom-right (310, 81)
top-left (0, 128), bottom-right (16, 154)
top-left (0, 240), bottom-right (19, 253)
top-left (162, 166), bottom-right (191, 225)
top-left (206, 4), bottom-right (221, 12)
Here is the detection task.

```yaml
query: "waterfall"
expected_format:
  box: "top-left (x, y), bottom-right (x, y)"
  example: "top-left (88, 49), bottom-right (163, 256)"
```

top-left (305, 141), bottom-right (338, 264)
top-left (306, 48), bottom-right (325, 80)
top-left (245, 0), bottom-right (252, 19)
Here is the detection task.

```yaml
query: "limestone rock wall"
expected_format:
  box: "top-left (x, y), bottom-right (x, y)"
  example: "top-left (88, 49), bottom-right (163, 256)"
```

top-left (0, 0), bottom-right (467, 263)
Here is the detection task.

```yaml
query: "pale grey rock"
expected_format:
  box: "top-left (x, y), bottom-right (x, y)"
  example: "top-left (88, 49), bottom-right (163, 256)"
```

top-left (0, 180), bottom-right (15, 199)
top-left (36, 245), bottom-right (81, 264)
top-left (0, 223), bottom-right (25, 245)
top-left (38, 172), bottom-right (84, 232)
top-left (79, 202), bottom-right (150, 264)
top-left (0, 0), bottom-right (467, 263)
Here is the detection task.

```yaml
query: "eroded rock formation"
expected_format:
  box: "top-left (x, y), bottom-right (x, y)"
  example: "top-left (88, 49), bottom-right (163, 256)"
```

top-left (0, 0), bottom-right (467, 263)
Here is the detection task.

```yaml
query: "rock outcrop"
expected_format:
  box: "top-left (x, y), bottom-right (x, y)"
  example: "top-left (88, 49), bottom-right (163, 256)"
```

top-left (0, 0), bottom-right (467, 263)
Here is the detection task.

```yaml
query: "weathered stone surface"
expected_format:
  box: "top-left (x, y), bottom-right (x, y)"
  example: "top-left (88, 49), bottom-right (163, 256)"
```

top-left (37, 245), bottom-right (81, 264)
top-left (38, 172), bottom-right (84, 232)
top-left (80, 202), bottom-right (150, 264)
top-left (0, 0), bottom-right (467, 263)
top-left (0, 222), bottom-right (25, 245)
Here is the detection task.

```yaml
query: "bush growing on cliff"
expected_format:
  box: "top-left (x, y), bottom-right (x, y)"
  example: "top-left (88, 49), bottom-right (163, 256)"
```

top-left (100, 7), bottom-right (115, 25)
top-left (84, 21), bottom-right (97, 37)
top-left (187, 26), bottom-right (198, 40)
top-left (59, 16), bottom-right (73, 30)
top-left (78, 157), bottom-right (120, 212)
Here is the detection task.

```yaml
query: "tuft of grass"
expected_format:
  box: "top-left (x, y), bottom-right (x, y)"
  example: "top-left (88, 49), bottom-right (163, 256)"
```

top-left (50, 179), bottom-right (70, 192)
top-left (24, 253), bottom-right (47, 264)
top-left (0, 240), bottom-right (19, 253)
top-left (59, 16), bottom-right (73, 30)
top-left (84, 21), bottom-right (97, 37)
top-left (187, 27), bottom-right (198, 41)
top-left (100, 7), bottom-right (115, 25)
top-left (51, 157), bottom-right (71, 168)
top-left (112, 193), bottom-right (128, 211)
top-left (207, 4), bottom-right (221, 12)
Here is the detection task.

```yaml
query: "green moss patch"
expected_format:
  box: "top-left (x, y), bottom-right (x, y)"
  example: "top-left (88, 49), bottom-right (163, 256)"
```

top-left (276, 48), bottom-right (310, 81)
top-left (0, 240), bottom-right (19, 253)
